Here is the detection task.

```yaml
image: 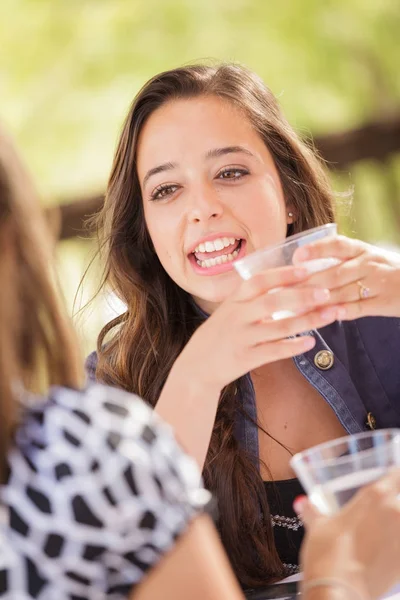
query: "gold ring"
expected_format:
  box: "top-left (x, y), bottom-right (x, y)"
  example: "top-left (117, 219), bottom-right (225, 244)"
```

top-left (357, 280), bottom-right (370, 300)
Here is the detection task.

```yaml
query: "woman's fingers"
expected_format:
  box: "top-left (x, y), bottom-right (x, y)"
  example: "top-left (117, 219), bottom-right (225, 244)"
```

top-left (293, 235), bottom-right (367, 264)
top-left (250, 305), bottom-right (341, 345)
top-left (248, 305), bottom-right (340, 363)
top-left (246, 285), bottom-right (332, 323)
top-left (236, 265), bottom-right (310, 302)
top-left (304, 254), bottom-right (371, 291)
top-left (327, 279), bottom-right (379, 307)
top-left (250, 335), bottom-right (317, 365)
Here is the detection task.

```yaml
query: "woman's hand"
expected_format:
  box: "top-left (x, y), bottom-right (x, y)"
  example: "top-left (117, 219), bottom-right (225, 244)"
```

top-left (296, 469), bottom-right (400, 600)
top-left (293, 235), bottom-right (400, 320)
top-left (175, 265), bottom-right (342, 391)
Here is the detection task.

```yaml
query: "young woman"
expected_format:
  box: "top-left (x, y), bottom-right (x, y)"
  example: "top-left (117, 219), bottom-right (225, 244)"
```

top-left (86, 62), bottom-right (400, 586)
top-left (0, 121), bottom-right (399, 600)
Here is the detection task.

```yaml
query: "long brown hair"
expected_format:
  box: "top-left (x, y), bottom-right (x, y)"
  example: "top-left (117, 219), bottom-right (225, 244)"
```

top-left (0, 126), bottom-right (83, 485)
top-left (91, 63), bottom-right (335, 587)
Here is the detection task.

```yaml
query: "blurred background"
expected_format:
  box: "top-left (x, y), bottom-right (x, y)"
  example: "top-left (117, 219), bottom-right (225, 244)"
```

top-left (2, 0), bottom-right (400, 353)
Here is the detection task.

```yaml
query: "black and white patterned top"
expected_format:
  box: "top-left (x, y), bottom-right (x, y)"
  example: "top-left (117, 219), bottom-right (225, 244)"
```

top-left (0, 384), bottom-right (209, 599)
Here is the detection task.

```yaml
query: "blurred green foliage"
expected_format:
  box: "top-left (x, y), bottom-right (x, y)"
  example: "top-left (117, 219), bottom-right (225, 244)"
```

top-left (1, 0), bottom-right (400, 350)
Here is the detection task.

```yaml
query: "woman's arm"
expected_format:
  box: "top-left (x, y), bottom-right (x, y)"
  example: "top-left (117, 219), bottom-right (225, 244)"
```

top-left (131, 514), bottom-right (244, 600)
top-left (155, 360), bottom-right (221, 469)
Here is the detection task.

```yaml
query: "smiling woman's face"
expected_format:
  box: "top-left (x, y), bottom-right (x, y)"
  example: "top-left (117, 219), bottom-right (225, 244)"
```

top-left (137, 95), bottom-right (293, 313)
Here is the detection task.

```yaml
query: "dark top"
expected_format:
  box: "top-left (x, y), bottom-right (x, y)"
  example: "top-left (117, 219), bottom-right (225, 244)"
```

top-left (264, 479), bottom-right (305, 575)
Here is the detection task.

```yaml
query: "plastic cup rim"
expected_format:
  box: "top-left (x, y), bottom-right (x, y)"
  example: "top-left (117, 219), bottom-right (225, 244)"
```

top-left (234, 223), bottom-right (337, 273)
top-left (290, 428), bottom-right (400, 471)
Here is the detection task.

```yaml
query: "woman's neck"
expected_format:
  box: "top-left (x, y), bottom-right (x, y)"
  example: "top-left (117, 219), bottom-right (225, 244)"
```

top-left (190, 296), bottom-right (221, 316)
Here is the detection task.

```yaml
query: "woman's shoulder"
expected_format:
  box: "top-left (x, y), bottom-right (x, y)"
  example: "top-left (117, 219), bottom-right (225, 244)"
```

top-left (9, 383), bottom-right (204, 512)
top-left (18, 383), bottom-right (194, 479)
top-left (4, 384), bottom-right (207, 595)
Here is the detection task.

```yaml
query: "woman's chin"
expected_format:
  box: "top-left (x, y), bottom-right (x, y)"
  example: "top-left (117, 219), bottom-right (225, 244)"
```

top-left (191, 280), bottom-right (239, 314)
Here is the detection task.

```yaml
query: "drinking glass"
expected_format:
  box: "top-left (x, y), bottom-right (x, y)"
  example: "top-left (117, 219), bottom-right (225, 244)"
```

top-left (290, 429), bottom-right (400, 515)
top-left (234, 223), bottom-right (339, 320)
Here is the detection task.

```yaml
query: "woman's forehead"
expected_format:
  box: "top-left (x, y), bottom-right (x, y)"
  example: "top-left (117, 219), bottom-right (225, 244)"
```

top-left (136, 96), bottom-right (268, 175)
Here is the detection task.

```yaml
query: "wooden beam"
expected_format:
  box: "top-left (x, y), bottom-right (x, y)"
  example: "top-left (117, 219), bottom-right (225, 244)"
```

top-left (51, 115), bottom-right (400, 240)
top-left (53, 194), bottom-right (104, 240)
top-left (314, 116), bottom-right (400, 168)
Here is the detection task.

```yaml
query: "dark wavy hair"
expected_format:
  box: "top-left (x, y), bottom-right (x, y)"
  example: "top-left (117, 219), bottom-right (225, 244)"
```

top-left (90, 63), bottom-right (335, 587)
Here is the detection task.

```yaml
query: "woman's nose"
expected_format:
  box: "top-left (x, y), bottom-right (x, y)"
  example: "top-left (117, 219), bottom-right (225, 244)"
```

top-left (187, 187), bottom-right (224, 223)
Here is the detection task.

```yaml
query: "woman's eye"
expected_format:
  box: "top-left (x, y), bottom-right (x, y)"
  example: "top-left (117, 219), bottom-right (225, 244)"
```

top-left (217, 168), bottom-right (248, 180)
top-left (150, 184), bottom-right (179, 201)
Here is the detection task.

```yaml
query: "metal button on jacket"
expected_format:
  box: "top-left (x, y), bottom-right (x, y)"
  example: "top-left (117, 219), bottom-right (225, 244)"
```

top-left (314, 350), bottom-right (334, 370)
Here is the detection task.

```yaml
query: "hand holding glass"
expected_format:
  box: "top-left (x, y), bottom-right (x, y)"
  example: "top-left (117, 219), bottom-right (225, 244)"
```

top-left (234, 223), bottom-right (340, 320)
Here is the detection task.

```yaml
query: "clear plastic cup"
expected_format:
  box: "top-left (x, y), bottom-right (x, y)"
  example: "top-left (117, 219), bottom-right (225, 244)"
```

top-left (234, 223), bottom-right (338, 280)
top-left (234, 223), bottom-right (339, 320)
top-left (290, 429), bottom-right (400, 515)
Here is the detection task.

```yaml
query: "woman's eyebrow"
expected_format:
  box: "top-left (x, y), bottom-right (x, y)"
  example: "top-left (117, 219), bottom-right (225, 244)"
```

top-left (205, 146), bottom-right (255, 159)
top-left (143, 162), bottom-right (177, 188)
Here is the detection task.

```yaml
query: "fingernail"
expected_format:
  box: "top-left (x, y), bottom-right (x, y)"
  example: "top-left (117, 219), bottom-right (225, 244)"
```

top-left (313, 288), bottom-right (330, 302)
top-left (293, 495), bottom-right (307, 515)
top-left (320, 307), bottom-right (336, 321)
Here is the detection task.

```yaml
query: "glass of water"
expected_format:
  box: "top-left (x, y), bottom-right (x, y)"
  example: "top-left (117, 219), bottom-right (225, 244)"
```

top-left (290, 429), bottom-right (400, 515)
top-left (234, 223), bottom-right (339, 320)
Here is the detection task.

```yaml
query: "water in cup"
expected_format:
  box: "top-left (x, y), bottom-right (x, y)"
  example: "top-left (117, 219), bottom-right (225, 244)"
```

top-left (290, 429), bottom-right (400, 516)
top-left (309, 466), bottom-right (387, 515)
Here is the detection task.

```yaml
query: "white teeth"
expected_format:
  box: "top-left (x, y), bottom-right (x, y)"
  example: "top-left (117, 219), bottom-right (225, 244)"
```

top-left (197, 246), bottom-right (240, 269)
top-left (205, 241), bottom-right (214, 252)
top-left (193, 236), bottom-right (241, 253)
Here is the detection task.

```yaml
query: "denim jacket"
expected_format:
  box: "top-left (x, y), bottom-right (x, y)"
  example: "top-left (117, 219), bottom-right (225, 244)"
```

top-left (85, 316), bottom-right (400, 461)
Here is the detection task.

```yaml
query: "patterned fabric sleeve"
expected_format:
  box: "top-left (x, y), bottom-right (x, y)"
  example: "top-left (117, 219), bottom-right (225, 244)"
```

top-left (2, 384), bottom-right (210, 599)
top-left (89, 385), bottom-right (210, 596)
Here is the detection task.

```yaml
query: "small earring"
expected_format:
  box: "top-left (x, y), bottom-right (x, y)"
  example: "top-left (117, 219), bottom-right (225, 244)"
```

top-left (288, 212), bottom-right (293, 218)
